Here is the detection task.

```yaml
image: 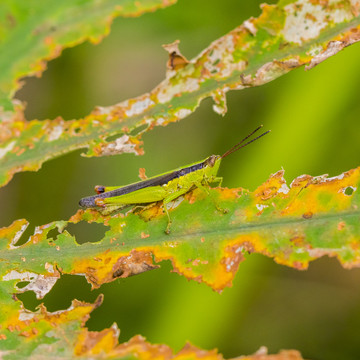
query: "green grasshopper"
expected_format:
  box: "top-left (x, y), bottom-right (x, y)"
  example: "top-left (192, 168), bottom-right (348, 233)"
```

top-left (79, 126), bottom-right (270, 233)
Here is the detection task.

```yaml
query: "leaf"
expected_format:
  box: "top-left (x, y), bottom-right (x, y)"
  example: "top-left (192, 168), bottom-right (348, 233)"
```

top-left (1, 167), bottom-right (357, 357)
top-left (1, 0), bottom-right (360, 187)
top-left (0, 167), bottom-right (358, 302)
top-left (0, 289), bottom-right (305, 359)
top-left (0, 0), bottom-right (177, 111)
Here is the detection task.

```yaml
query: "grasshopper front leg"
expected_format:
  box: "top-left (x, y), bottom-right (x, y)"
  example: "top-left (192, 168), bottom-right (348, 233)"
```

top-left (195, 181), bottom-right (228, 214)
top-left (213, 176), bottom-right (223, 188)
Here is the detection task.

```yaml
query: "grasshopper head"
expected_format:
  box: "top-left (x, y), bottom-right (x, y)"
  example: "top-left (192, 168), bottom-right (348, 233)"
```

top-left (204, 155), bottom-right (222, 178)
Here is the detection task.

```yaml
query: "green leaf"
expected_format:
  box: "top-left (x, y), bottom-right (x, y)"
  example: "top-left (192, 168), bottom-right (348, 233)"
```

top-left (1, 167), bottom-right (359, 296)
top-left (1, 166), bottom-right (358, 357)
top-left (1, 0), bottom-right (359, 187)
top-left (0, 0), bottom-right (177, 110)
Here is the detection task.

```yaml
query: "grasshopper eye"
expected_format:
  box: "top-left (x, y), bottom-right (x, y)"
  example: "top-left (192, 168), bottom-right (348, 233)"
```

top-left (205, 155), bottom-right (218, 168)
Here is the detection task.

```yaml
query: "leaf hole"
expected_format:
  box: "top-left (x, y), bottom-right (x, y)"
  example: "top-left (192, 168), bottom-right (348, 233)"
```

top-left (105, 133), bottom-right (122, 142)
top-left (129, 123), bottom-right (148, 137)
top-left (344, 186), bottom-right (356, 196)
top-left (105, 124), bottom-right (147, 143)
top-left (16, 281), bottom-right (30, 289)
top-left (85, 260), bottom-right (174, 337)
top-left (13, 224), bottom-right (34, 246)
top-left (47, 227), bottom-right (61, 240)
top-left (16, 289), bottom-right (39, 312)
top-left (66, 222), bottom-right (108, 245)
top-left (74, 127), bottom-right (81, 134)
top-left (17, 274), bottom-right (97, 313)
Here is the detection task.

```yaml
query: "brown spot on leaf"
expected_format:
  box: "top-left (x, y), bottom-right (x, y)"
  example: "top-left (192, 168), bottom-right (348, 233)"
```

top-left (114, 335), bottom-right (173, 359)
top-left (111, 250), bottom-right (159, 279)
top-left (292, 261), bottom-right (308, 270)
top-left (302, 212), bottom-right (313, 219)
top-left (86, 274), bottom-right (99, 287)
top-left (162, 40), bottom-right (189, 70)
top-left (113, 269), bottom-right (123, 278)
top-left (240, 73), bottom-right (253, 86)
top-left (306, 41), bottom-right (346, 70)
top-left (338, 221), bottom-right (345, 230)
top-left (221, 243), bottom-right (246, 278)
top-left (305, 13), bottom-right (317, 22)
top-left (15, 148), bottom-right (25, 156)
top-left (258, 187), bottom-right (276, 200)
top-left (255, 170), bottom-right (288, 200)
top-left (138, 202), bottom-right (164, 222)
top-left (186, 189), bottom-right (199, 204)
top-left (290, 236), bottom-right (306, 248)
top-left (74, 325), bottom-right (119, 356)
top-left (309, 0), bottom-right (328, 6)
top-left (94, 294), bottom-right (104, 309)
top-left (44, 36), bottom-right (53, 46)
top-left (290, 174), bottom-right (313, 188)
top-left (177, 342), bottom-right (222, 359)
top-left (19, 331), bottom-right (31, 337)
top-left (6, 13), bottom-right (16, 28)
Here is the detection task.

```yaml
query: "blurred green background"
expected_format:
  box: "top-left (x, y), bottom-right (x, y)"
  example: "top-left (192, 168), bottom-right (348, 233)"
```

top-left (1, 0), bottom-right (360, 359)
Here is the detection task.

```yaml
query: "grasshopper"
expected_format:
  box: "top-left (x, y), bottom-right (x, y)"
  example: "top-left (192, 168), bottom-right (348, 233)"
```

top-left (79, 125), bottom-right (270, 233)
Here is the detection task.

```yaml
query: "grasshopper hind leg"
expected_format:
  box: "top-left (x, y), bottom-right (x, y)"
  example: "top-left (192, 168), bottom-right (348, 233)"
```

top-left (162, 188), bottom-right (192, 234)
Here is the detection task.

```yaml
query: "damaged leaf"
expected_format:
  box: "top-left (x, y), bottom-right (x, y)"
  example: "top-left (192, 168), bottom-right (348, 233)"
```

top-left (1, 0), bottom-right (360, 187)
top-left (1, 167), bottom-right (357, 357)
top-left (1, 167), bottom-right (359, 298)
top-left (0, 291), bottom-right (304, 359)
top-left (1, 167), bottom-right (358, 357)
top-left (0, 0), bottom-right (177, 111)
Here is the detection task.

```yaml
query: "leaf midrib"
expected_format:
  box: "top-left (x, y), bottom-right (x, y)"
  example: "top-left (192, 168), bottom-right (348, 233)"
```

top-left (1, 208), bottom-right (358, 260)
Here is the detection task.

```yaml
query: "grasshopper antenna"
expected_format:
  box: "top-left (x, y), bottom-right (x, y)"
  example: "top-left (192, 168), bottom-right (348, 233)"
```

top-left (222, 125), bottom-right (270, 159)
